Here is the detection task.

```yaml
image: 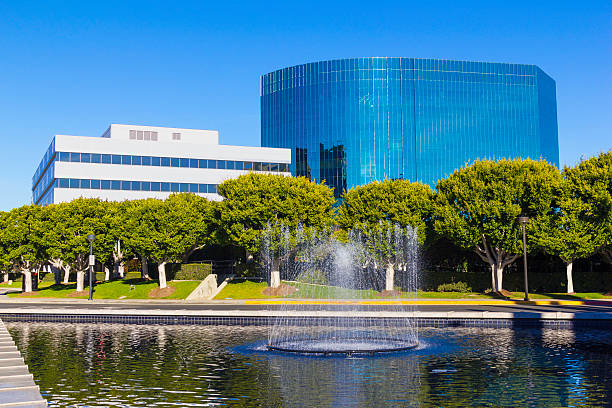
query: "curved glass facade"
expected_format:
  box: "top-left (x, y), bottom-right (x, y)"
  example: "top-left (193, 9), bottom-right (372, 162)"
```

top-left (261, 58), bottom-right (559, 197)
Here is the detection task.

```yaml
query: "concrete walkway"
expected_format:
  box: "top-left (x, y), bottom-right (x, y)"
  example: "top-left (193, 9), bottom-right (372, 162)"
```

top-left (0, 319), bottom-right (46, 407)
top-left (0, 298), bottom-right (610, 321)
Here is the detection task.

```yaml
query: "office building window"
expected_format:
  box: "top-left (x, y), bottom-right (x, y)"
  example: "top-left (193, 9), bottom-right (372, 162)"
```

top-left (172, 132), bottom-right (181, 140)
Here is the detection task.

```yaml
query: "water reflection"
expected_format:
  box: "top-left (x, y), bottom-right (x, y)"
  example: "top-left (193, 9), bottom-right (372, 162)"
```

top-left (6, 323), bottom-right (612, 407)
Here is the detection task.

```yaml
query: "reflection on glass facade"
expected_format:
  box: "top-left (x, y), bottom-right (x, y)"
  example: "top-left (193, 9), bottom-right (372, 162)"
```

top-left (261, 58), bottom-right (559, 197)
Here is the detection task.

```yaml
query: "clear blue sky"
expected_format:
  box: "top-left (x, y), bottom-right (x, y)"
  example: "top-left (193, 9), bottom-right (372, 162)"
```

top-left (1, 0), bottom-right (610, 210)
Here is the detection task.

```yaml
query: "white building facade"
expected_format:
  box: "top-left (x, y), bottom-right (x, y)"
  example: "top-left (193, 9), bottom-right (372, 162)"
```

top-left (32, 124), bottom-right (291, 205)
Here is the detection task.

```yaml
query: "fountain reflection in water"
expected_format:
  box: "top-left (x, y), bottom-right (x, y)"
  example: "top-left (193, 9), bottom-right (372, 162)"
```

top-left (262, 222), bottom-right (419, 355)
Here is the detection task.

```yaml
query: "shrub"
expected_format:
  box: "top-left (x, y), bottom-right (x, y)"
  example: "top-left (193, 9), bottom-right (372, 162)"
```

top-left (297, 269), bottom-right (328, 285)
top-left (168, 263), bottom-right (212, 280)
top-left (437, 281), bottom-right (472, 293)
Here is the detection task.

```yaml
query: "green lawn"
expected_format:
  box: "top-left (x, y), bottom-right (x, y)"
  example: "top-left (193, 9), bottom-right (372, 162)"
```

top-left (7, 279), bottom-right (200, 300)
top-left (213, 281), bottom-right (612, 300)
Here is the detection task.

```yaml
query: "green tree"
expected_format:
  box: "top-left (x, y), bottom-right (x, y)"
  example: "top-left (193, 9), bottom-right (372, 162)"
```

top-left (564, 151), bottom-right (612, 267)
top-left (433, 159), bottom-right (561, 292)
top-left (124, 199), bottom-right (160, 280)
top-left (2, 205), bottom-right (47, 292)
top-left (152, 194), bottom-right (216, 288)
top-left (337, 179), bottom-right (435, 244)
top-left (531, 177), bottom-right (606, 293)
top-left (217, 173), bottom-right (335, 257)
top-left (59, 198), bottom-right (111, 292)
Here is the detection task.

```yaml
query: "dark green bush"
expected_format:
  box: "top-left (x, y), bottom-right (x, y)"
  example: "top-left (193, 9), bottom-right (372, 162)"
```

top-left (168, 263), bottom-right (212, 280)
top-left (437, 281), bottom-right (472, 293)
top-left (297, 269), bottom-right (328, 285)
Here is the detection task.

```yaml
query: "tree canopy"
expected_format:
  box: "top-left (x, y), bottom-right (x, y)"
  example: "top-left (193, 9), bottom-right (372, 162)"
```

top-left (433, 159), bottom-right (562, 291)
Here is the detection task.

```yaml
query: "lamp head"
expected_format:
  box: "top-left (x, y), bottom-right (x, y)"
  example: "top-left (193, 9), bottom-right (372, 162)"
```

top-left (86, 234), bottom-right (96, 243)
top-left (517, 216), bottom-right (529, 226)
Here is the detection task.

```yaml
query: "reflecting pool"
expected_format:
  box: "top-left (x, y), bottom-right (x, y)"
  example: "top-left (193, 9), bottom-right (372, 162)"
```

top-left (7, 323), bottom-right (612, 407)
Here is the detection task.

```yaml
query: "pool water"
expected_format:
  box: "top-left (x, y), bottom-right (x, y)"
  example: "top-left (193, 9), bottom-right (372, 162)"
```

top-left (7, 323), bottom-right (612, 407)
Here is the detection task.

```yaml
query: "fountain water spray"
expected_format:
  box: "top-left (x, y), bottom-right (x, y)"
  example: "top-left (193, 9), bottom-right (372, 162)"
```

top-left (262, 221), bottom-right (419, 355)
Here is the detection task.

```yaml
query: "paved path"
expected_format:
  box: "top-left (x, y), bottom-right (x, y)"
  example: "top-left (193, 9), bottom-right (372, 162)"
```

top-left (0, 319), bottom-right (46, 407)
top-left (0, 298), bottom-right (610, 320)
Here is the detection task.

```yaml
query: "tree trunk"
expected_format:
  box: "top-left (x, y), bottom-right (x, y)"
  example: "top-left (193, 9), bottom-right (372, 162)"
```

top-left (490, 264), bottom-right (497, 292)
top-left (385, 263), bottom-right (395, 291)
top-left (22, 270), bottom-right (32, 293)
top-left (566, 261), bottom-right (574, 294)
top-left (158, 262), bottom-right (167, 289)
top-left (270, 258), bottom-right (281, 288)
top-left (3, 273), bottom-right (8, 283)
top-left (141, 258), bottom-right (150, 280)
top-left (114, 261), bottom-right (125, 278)
top-left (104, 267), bottom-right (110, 281)
top-left (76, 270), bottom-right (86, 292)
top-left (63, 265), bottom-right (71, 284)
top-left (495, 265), bottom-right (504, 292)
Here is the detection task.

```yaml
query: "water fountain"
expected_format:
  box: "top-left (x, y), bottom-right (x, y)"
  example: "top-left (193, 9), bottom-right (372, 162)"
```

top-left (261, 222), bottom-right (419, 355)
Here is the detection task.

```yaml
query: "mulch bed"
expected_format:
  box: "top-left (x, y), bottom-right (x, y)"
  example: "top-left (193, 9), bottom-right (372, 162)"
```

top-left (67, 290), bottom-right (89, 297)
top-left (377, 289), bottom-right (403, 297)
top-left (262, 284), bottom-right (297, 297)
top-left (148, 286), bottom-right (176, 298)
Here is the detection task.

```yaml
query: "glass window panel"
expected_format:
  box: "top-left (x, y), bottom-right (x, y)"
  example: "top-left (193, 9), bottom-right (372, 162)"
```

top-left (129, 130), bottom-right (136, 140)
top-left (102, 154), bottom-right (111, 164)
top-left (59, 152), bottom-right (69, 162)
top-left (141, 156), bottom-right (151, 166)
top-left (101, 180), bottom-right (111, 190)
top-left (59, 178), bottom-right (69, 188)
top-left (235, 161), bottom-right (244, 170)
top-left (253, 162), bottom-right (262, 171)
top-left (161, 182), bottom-right (170, 192)
top-left (151, 131), bottom-right (158, 141)
top-left (70, 153), bottom-right (80, 162)
top-left (179, 183), bottom-right (188, 192)
top-left (80, 179), bottom-right (91, 189)
top-left (189, 159), bottom-right (198, 168)
top-left (244, 161), bottom-right (252, 170)
top-left (121, 181), bottom-right (130, 190)
top-left (226, 161), bottom-right (235, 170)
top-left (218, 160), bottom-right (226, 169)
top-left (189, 183), bottom-right (198, 193)
top-left (121, 155), bottom-right (131, 165)
top-left (136, 130), bottom-right (143, 140)
top-left (151, 182), bottom-right (161, 191)
top-left (170, 158), bottom-right (180, 167)
top-left (91, 179), bottom-right (100, 189)
top-left (69, 178), bottom-right (80, 188)
top-left (112, 155), bottom-right (121, 164)
top-left (91, 154), bottom-right (101, 163)
top-left (171, 183), bottom-right (180, 192)
top-left (152, 156), bottom-right (161, 166)
top-left (270, 163), bottom-right (279, 172)
top-left (208, 184), bottom-right (217, 194)
top-left (131, 181), bottom-right (141, 190)
top-left (180, 158), bottom-right (189, 168)
top-left (280, 163), bottom-right (289, 172)
top-left (132, 156), bottom-right (142, 165)
top-left (143, 131), bottom-right (151, 141)
top-left (141, 181), bottom-right (151, 191)
top-left (198, 184), bottom-right (207, 193)
top-left (207, 159), bottom-right (217, 169)
top-left (161, 157), bottom-right (170, 167)
top-left (111, 180), bottom-right (121, 190)
top-left (198, 159), bottom-right (206, 168)
top-left (80, 153), bottom-right (91, 163)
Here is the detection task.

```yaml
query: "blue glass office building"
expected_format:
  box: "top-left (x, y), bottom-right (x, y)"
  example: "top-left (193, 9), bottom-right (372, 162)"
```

top-left (261, 58), bottom-right (559, 197)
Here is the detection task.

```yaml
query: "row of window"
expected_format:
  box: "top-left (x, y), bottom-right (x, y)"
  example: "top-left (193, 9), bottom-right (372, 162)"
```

top-left (55, 178), bottom-right (219, 194)
top-left (55, 152), bottom-right (290, 172)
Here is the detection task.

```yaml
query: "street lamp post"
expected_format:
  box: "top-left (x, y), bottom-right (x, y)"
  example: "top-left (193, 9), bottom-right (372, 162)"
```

top-left (517, 216), bottom-right (529, 301)
top-left (87, 234), bottom-right (96, 301)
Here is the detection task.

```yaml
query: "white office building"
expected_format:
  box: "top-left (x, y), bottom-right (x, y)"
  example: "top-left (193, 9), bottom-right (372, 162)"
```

top-left (32, 124), bottom-right (291, 205)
